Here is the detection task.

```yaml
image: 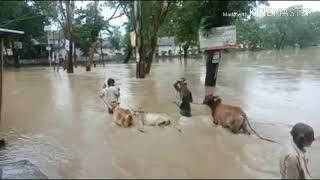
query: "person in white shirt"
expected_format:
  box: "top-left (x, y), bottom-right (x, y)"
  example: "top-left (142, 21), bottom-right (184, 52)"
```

top-left (280, 123), bottom-right (315, 179)
top-left (100, 78), bottom-right (120, 114)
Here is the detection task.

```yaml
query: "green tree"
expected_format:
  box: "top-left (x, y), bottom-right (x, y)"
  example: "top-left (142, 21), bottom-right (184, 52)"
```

top-left (109, 27), bottom-right (123, 50)
top-left (160, 1), bottom-right (262, 58)
top-left (119, 1), bottom-right (134, 63)
top-left (131, 1), bottom-right (175, 78)
top-left (237, 5), bottom-right (320, 49)
top-left (74, 1), bottom-right (123, 71)
top-left (0, 1), bottom-right (46, 59)
top-left (160, 1), bottom-right (202, 59)
top-left (33, 0), bottom-right (76, 73)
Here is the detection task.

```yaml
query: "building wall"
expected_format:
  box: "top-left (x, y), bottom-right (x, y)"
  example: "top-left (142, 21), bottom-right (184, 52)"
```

top-left (157, 45), bottom-right (180, 56)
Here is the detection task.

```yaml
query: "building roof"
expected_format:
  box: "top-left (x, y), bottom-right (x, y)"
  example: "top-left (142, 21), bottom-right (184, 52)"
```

top-left (158, 37), bottom-right (175, 46)
top-left (0, 28), bottom-right (24, 36)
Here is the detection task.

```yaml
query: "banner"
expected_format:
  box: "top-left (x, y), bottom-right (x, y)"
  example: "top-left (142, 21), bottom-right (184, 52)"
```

top-left (130, 31), bottom-right (136, 47)
top-left (199, 25), bottom-right (236, 50)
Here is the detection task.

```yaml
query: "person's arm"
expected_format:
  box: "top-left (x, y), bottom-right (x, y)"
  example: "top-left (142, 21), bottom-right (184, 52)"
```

top-left (100, 89), bottom-right (105, 98)
top-left (115, 87), bottom-right (120, 98)
top-left (285, 155), bottom-right (302, 179)
top-left (174, 81), bottom-right (181, 92)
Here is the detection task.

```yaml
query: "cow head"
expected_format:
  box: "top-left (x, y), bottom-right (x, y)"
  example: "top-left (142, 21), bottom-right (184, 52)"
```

top-left (203, 94), bottom-right (222, 107)
top-left (110, 102), bottom-right (120, 111)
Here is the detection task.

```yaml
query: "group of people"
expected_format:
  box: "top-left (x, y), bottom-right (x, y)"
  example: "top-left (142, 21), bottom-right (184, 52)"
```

top-left (99, 77), bottom-right (315, 179)
top-left (99, 77), bottom-right (193, 117)
top-left (53, 51), bottom-right (67, 72)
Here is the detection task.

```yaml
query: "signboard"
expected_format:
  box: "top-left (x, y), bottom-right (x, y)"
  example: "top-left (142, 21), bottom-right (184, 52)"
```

top-left (199, 25), bottom-right (236, 50)
top-left (130, 31), bottom-right (136, 47)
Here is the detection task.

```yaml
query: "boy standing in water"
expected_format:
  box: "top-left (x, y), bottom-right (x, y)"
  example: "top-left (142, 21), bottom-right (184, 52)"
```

top-left (173, 78), bottom-right (193, 117)
top-left (280, 122), bottom-right (315, 179)
top-left (100, 78), bottom-right (120, 114)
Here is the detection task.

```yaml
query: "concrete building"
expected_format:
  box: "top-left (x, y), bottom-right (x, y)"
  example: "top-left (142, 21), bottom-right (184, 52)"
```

top-left (156, 37), bottom-right (179, 56)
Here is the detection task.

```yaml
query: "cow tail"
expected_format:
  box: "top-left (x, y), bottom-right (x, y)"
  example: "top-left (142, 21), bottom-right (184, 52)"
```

top-left (240, 111), bottom-right (278, 144)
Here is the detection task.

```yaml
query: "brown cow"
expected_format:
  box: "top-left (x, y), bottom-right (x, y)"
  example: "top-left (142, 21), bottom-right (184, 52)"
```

top-left (111, 102), bottom-right (134, 128)
top-left (203, 94), bottom-right (277, 143)
top-left (203, 94), bottom-right (250, 134)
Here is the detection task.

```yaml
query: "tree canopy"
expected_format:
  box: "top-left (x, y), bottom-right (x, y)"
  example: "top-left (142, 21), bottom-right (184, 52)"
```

top-left (237, 6), bottom-right (320, 49)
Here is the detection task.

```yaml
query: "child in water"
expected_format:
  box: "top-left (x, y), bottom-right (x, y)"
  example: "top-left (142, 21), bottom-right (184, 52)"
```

top-left (280, 122), bottom-right (315, 179)
top-left (173, 78), bottom-right (193, 117)
top-left (100, 78), bottom-right (120, 114)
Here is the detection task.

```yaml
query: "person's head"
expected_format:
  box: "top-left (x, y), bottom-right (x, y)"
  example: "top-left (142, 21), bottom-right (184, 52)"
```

top-left (107, 78), bottom-right (115, 87)
top-left (180, 78), bottom-right (187, 86)
top-left (290, 123), bottom-right (315, 151)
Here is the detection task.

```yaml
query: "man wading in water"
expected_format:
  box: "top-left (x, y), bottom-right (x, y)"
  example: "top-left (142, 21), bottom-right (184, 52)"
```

top-left (100, 78), bottom-right (120, 114)
top-left (280, 123), bottom-right (315, 179)
top-left (174, 78), bottom-right (193, 117)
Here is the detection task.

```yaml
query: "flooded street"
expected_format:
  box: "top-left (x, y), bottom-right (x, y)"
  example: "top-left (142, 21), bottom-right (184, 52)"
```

top-left (1, 48), bottom-right (320, 178)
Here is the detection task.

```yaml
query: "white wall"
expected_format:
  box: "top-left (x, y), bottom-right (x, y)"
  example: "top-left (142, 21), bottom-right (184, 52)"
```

top-left (158, 45), bottom-right (179, 56)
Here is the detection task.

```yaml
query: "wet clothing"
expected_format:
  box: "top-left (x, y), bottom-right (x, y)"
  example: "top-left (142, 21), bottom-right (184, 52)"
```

top-left (280, 140), bottom-right (311, 179)
top-left (180, 92), bottom-right (192, 117)
top-left (100, 86), bottom-right (120, 114)
top-left (174, 82), bottom-right (193, 117)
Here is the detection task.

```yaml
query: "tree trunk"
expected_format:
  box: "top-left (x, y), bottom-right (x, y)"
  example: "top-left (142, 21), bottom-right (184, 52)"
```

top-left (134, 0), bottom-right (145, 79)
top-left (67, 39), bottom-right (74, 73)
top-left (0, 37), bottom-right (3, 123)
top-left (87, 41), bottom-right (97, 71)
top-left (136, 61), bottom-right (145, 78)
top-left (145, 49), bottom-right (155, 74)
top-left (145, 54), bottom-right (152, 74)
top-left (66, 0), bottom-right (74, 74)
top-left (100, 33), bottom-right (104, 67)
top-left (136, 38), bottom-right (146, 78)
top-left (205, 51), bottom-right (220, 87)
top-left (123, 46), bottom-right (133, 63)
top-left (74, 42), bottom-right (77, 68)
top-left (145, 34), bottom-right (157, 75)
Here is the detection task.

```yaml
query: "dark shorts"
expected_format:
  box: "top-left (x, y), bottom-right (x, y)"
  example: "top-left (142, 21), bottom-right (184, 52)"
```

top-left (180, 102), bottom-right (191, 117)
top-left (180, 110), bottom-right (191, 117)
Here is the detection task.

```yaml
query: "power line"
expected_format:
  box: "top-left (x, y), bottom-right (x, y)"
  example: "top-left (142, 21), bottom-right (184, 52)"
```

top-left (0, 15), bottom-right (44, 28)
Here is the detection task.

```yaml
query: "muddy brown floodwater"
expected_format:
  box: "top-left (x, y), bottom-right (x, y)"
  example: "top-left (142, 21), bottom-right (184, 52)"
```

top-left (1, 48), bottom-right (320, 178)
